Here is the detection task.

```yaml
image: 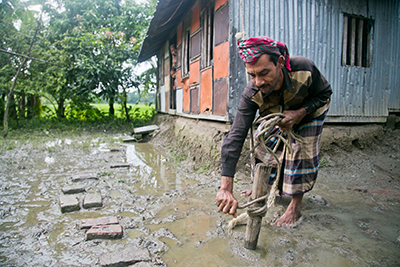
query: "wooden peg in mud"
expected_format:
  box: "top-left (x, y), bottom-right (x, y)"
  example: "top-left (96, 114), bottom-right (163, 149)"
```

top-left (244, 163), bottom-right (272, 250)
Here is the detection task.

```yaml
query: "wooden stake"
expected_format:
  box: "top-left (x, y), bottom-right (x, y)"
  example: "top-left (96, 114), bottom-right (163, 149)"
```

top-left (244, 163), bottom-right (272, 250)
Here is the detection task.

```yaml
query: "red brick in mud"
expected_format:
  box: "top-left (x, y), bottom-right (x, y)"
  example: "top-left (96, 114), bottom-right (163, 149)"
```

top-left (80, 216), bottom-right (119, 229)
top-left (85, 225), bottom-right (123, 240)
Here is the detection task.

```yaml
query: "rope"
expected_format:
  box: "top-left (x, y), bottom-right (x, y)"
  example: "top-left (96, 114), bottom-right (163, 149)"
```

top-left (237, 113), bottom-right (305, 217)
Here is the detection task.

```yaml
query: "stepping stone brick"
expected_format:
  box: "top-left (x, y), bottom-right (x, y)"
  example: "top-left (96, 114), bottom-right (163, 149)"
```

top-left (71, 172), bottom-right (98, 182)
top-left (99, 245), bottom-right (151, 267)
top-left (133, 125), bottom-right (159, 135)
top-left (85, 225), bottom-right (123, 240)
top-left (59, 195), bottom-right (80, 213)
top-left (121, 136), bottom-right (137, 142)
top-left (62, 185), bottom-right (86, 194)
top-left (131, 262), bottom-right (153, 267)
top-left (109, 147), bottom-right (123, 152)
top-left (83, 193), bottom-right (102, 209)
top-left (80, 216), bottom-right (119, 229)
top-left (110, 163), bottom-right (130, 168)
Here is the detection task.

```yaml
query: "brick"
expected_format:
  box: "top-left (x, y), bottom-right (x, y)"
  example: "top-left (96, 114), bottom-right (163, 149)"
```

top-left (121, 136), bottom-right (136, 142)
top-left (80, 216), bottom-right (119, 229)
top-left (83, 193), bottom-right (102, 209)
top-left (62, 185), bottom-right (86, 194)
top-left (110, 163), bottom-right (130, 168)
top-left (131, 262), bottom-right (153, 267)
top-left (71, 171), bottom-right (98, 182)
top-left (59, 195), bottom-right (80, 213)
top-left (85, 225), bottom-right (123, 240)
top-left (109, 147), bottom-right (123, 152)
top-left (99, 245), bottom-right (151, 267)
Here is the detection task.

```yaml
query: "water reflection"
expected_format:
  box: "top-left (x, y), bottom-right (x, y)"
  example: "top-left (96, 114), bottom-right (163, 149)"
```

top-left (125, 144), bottom-right (186, 193)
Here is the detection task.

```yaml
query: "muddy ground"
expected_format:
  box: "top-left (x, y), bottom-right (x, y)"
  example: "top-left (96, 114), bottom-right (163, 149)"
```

top-left (150, 114), bottom-right (400, 266)
top-left (0, 115), bottom-right (399, 266)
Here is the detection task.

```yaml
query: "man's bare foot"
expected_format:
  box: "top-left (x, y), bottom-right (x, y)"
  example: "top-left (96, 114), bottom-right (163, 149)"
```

top-left (241, 189), bottom-right (252, 197)
top-left (271, 194), bottom-right (303, 227)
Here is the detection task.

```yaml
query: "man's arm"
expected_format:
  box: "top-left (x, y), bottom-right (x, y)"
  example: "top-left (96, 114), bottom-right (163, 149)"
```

top-left (279, 58), bottom-right (332, 130)
top-left (220, 94), bottom-right (258, 177)
top-left (218, 87), bottom-right (258, 217)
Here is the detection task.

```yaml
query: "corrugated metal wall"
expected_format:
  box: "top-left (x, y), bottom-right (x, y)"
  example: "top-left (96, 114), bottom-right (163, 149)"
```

top-left (229, 0), bottom-right (400, 123)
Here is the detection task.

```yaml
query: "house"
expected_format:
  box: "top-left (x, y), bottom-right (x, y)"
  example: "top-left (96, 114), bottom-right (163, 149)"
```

top-left (138, 0), bottom-right (400, 123)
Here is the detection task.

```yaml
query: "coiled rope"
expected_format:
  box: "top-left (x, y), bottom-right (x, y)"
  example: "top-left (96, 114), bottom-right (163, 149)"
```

top-left (227, 113), bottom-right (305, 232)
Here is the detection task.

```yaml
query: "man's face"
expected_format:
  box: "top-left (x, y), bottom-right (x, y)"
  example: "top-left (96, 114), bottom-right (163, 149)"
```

top-left (245, 54), bottom-right (284, 95)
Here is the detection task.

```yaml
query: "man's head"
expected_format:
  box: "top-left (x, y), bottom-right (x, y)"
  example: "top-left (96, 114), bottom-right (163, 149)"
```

top-left (237, 37), bottom-right (290, 94)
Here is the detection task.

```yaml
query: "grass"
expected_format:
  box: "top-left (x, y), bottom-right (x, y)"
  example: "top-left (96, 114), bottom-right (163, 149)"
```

top-left (91, 103), bottom-right (152, 117)
top-left (0, 104), bottom-right (156, 151)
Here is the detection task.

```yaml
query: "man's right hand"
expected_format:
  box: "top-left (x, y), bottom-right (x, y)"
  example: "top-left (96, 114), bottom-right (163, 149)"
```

top-left (216, 176), bottom-right (238, 218)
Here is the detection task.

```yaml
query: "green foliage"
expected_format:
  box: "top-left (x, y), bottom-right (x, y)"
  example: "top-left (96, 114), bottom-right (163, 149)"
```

top-left (1, 0), bottom-right (157, 126)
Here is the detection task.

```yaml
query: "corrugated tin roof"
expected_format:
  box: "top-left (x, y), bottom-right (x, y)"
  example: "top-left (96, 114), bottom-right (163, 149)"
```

top-left (138, 0), bottom-right (193, 62)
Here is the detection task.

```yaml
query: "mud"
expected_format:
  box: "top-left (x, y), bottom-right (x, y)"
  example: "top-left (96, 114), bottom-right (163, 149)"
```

top-left (0, 117), bottom-right (400, 266)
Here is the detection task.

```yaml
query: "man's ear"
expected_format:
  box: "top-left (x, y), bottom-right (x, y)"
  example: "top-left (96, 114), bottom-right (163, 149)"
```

top-left (278, 55), bottom-right (285, 68)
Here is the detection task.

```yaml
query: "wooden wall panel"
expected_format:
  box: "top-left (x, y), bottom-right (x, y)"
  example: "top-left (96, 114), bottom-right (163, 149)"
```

top-left (213, 79), bottom-right (227, 116)
top-left (214, 42), bottom-right (229, 79)
top-left (200, 68), bottom-right (212, 114)
top-left (214, 3), bottom-right (229, 45)
top-left (182, 78), bottom-right (190, 113)
top-left (191, 32), bottom-right (201, 58)
top-left (190, 86), bottom-right (199, 114)
top-left (191, 3), bottom-right (200, 32)
top-left (189, 60), bottom-right (200, 85)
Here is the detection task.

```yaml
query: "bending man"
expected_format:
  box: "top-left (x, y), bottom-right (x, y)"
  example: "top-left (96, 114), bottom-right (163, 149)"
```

top-left (216, 37), bottom-right (332, 227)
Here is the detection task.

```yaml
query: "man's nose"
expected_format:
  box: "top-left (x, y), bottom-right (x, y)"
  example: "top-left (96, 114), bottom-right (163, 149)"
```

top-left (255, 76), bottom-right (265, 87)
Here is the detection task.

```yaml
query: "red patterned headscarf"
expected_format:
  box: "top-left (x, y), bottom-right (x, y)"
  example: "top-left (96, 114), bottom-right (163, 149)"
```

top-left (237, 37), bottom-right (291, 70)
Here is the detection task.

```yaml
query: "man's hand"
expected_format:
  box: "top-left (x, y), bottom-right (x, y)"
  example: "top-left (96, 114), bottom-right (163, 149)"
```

top-left (277, 108), bottom-right (307, 131)
top-left (216, 176), bottom-right (238, 218)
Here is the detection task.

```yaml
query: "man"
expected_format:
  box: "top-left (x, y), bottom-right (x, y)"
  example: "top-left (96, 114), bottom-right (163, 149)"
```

top-left (216, 37), bottom-right (332, 227)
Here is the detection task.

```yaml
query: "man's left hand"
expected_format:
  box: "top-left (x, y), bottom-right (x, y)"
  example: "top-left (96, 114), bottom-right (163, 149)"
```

top-left (277, 108), bottom-right (307, 131)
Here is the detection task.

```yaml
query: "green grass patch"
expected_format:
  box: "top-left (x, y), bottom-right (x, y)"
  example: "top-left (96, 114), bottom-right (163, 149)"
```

top-left (1, 103), bottom-right (156, 140)
top-left (91, 103), bottom-right (152, 117)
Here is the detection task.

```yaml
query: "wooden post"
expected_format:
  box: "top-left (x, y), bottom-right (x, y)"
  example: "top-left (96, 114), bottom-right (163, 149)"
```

top-left (244, 163), bottom-right (272, 250)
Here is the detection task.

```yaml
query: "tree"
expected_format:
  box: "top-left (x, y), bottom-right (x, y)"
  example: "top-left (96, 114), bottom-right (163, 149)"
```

top-left (0, 0), bottom-right (156, 126)
top-left (42, 0), bottom-right (155, 118)
top-left (1, 0), bottom-right (45, 137)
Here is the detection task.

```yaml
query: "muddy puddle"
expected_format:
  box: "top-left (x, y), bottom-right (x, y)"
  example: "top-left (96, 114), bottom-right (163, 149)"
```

top-left (0, 133), bottom-right (399, 266)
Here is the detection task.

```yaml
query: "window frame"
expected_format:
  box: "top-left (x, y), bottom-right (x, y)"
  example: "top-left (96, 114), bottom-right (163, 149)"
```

top-left (200, 2), bottom-right (214, 69)
top-left (342, 13), bottom-right (373, 67)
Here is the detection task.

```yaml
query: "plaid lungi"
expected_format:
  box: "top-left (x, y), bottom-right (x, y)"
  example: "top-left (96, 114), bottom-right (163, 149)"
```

top-left (253, 105), bottom-right (329, 196)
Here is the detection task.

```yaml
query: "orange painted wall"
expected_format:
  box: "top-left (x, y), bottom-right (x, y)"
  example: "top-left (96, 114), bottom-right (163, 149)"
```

top-left (189, 60), bottom-right (200, 85)
top-left (214, 41), bottom-right (229, 79)
top-left (200, 68), bottom-right (212, 114)
top-left (215, 0), bottom-right (228, 11)
top-left (177, 23), bottom-right (182, 46)
top-left (191, 3), bottom-right (200, 32)
top-left (182, 78), bottom-right (190, 112)
top-left (176, 69), bottom-right (182, 87)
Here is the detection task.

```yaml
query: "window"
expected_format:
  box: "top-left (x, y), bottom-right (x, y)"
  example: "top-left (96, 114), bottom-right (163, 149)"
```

top-left (201, 3), bottom-right (214, 69)
top-left (342, 14), bottom-right (373, 67)
top-left (182, 28), bottom-right (191, 77)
